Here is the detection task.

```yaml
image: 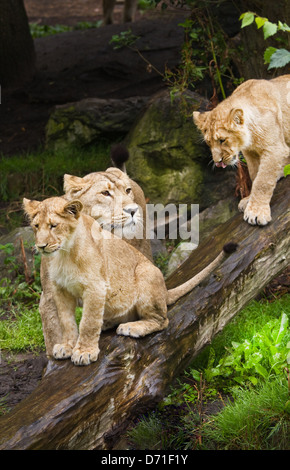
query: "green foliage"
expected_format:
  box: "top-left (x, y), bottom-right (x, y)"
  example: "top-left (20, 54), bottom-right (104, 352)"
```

top-left (165, 14), bottom-right (243, 100)
top-left (202, 378), bottom-right (290, 450)
top-left (110, 4), bottom-right (242, 103)
top-left (240, 12), bottom-right (290, 70)
top-left (128, 296), bottom-right (290, 450)
top-left (191, 313), bottom-right (289, 387)
top-left (110, 30), bottom-right (141, 49)
top-left (267, 49), bottom-right (290, 70)
top-left (0, 305), bottom-right (44, 352)
top-left (0, 243), bottom-right (44, 352)
top-left (0, 143), bottom-right (111, 201)
top-left (284, 164), bottom-right (290, 177)
top-left (29, 21), bottom-right (102, 38)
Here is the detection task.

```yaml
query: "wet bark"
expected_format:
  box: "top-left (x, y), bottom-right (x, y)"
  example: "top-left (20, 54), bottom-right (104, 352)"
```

top-left (0, 177), bottom-right (289, 450)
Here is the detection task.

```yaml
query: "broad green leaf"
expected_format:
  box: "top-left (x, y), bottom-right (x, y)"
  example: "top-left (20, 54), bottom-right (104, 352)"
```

top-left (255, 364), bottom-right (268, 379)
top-left (255, 16), bottom-right (268, 29)
top-left (268, 49), bottom-right (290, 69)
top-left (264, 46), bottom-right (277, 64)
top-left (278, 21), bottom-right (290, 32)
top-left (240, 12), bottom-right (255, 28)
top-left (263, 21), bottom-right (278, 39)
top-left (190, 369), bottom-right (201, 381)
top-left (233, 376), bottom-right (244, 384)
top-left (284, 164), bottom-right (290, 176)
top-left (248, 376), bottom-right (258, 386)
top-left (274, 313), bottom-right (289, 345)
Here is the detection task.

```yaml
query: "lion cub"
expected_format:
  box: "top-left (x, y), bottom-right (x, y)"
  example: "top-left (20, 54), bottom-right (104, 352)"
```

top-left (24, 196), bottom-right (236, 366)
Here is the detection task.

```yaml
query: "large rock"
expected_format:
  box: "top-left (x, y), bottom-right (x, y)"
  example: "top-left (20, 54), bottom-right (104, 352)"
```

top-left (124, 89), bottom-right (210, 205)
top-left (125, 89), bottom-right (237, 207)
top-left (45, 96), bottom-right (149, 151)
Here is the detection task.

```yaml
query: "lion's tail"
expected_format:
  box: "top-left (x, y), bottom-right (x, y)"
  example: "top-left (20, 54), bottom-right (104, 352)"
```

top-left (111, 144), bottom-right (130, 173)
top-left (166, 242), bottom-right (238, 306)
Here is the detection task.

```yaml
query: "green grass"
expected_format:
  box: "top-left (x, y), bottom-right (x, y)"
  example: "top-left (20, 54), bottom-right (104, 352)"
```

top-left (0, 305), bottom-right (44, 353)
top-left (0, 142), bottom-right (111, 202)
top-left (0, 142), bottom-right (112, 231)
top-left (202, 378), bottom-right (290, 450)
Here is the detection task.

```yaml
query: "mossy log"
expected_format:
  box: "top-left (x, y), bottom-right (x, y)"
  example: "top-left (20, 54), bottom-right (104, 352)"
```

top-left (0, 177), bottom-right (289, 450)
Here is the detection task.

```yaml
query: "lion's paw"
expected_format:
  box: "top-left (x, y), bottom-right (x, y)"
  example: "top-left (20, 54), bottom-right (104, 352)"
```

top-left (238, 196), bottom-right (250, 213)
top-left (116, 322), bottom-right (143, 338)
top-left (243, 204), bottom-right (271, 226)
top-left (71, 346), bottom-right (99, 366)
top-left (53, 343), bottom-right (73, 360)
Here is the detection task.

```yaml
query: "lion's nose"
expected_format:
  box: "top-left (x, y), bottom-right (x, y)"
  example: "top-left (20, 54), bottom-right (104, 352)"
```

top-left (123, 205), bottom-right (138, 217)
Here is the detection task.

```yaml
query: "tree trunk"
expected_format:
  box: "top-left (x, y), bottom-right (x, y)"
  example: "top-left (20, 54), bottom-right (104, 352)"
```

top-left (0, 177), bottom-right (289, 450)
top-left (0, 0), bottom-right (35, 87)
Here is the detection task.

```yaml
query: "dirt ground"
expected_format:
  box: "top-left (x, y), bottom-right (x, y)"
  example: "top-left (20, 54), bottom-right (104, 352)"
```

top-left (24, 0), bottom-right (134, 26)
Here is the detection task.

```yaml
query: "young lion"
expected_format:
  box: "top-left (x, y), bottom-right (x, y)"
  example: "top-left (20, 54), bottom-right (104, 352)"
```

top-left (40, 151), bottom-right (153, 357)
top-left (193, 75), bottom-right (290, 226)
top-left (24, 196), bottom-right (237, 366)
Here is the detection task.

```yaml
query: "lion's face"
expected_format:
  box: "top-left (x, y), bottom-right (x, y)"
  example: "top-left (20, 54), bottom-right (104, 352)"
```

top-left (64, 168), bottom-right (143, 238)
top-left (193, 107), bottom-right (251, 168)
top-left (23, 198), bottom-right (82, 255)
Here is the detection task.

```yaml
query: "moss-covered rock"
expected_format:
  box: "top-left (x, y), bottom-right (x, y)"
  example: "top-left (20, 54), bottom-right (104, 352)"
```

top-left (125, 90), bottom-right (211, 205)
top-left (45, 97), bottom-right (149, 151)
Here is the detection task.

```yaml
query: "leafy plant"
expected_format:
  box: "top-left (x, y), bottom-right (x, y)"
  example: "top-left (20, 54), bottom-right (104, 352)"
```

top-left (240, 12), bottom-right (290, 70)
top-left (190, 313), bottom-right (290, 387)
top-left (110, 5), bottom-right (242, 104)
top-left (29, 21), bottom-right (102, 38)
top-left (0, 242), bottom-right (44, 352)
top-left (284, 164), bottom-right (290, 177)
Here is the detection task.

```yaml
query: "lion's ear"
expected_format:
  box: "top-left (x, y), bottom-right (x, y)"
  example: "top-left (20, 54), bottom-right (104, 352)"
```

top-left (193, 111), bottom-right (208, 131)
top-left (230, 108), bottom-right (244, 125)
top-left (64, 174), bottom-right (90, 198)
top-left (63, 200), bottom-right (83, 218)
top-left (23, 198), bottom-right (40, 220)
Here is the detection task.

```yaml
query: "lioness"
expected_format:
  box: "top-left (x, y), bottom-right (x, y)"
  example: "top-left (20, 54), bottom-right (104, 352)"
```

top-left (39, 163), bottom-right (152, 357)
top-left (193, 75), bottom-right (290, 226)
top-left (24, 196), bottom-right (237, 366)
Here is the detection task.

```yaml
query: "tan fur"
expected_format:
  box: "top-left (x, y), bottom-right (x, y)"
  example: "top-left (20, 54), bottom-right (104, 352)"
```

top-left (24, 197), bottom-right (235, 366)
top-left (193, 75), bottom-right (290, 226)
top-left (39, 168), bottom-right (152, 357)
top-left (63, 167), bottom-right (152, 261)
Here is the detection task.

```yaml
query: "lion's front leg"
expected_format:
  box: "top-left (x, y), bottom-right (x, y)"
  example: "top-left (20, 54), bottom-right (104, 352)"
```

top-left (243, 146), bottom-right (287, 226)
top-left (52, 286), bottom-right (78, 360)
top-left (39, 257), bottom-right (62, 357)
top-left (71, 289), bottom-right (106, 366)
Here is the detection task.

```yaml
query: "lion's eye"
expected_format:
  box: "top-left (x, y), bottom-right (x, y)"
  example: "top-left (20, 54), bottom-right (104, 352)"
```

top-left (50, 223), bottom-right (58, 229)
top-left (219, 138), bottom-right (226, 144)
top-left (101, 190), bottom-right (111, 197)
top-left (126, 188), bottom-right (132, 194)
top-left (34, 224), bottom-right (39, 229)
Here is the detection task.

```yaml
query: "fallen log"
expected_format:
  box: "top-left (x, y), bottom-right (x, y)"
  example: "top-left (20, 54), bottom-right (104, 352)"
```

top-left (0, 177), bottom-right (289, 450)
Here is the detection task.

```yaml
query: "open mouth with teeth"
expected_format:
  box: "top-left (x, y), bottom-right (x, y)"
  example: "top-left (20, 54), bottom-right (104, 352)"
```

top-left (216, 154), bottom-right (240, 168)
